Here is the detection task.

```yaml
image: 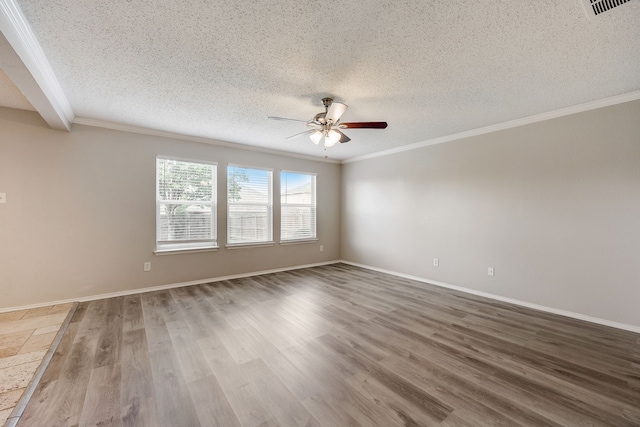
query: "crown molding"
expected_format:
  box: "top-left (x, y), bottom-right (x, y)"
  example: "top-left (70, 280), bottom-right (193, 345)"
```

top-left (342, 90), bottom-right (640, 164)
top-left (72, 116), bottom-right (341, 164)
top-left (0, 0), bottom-right (73, 130)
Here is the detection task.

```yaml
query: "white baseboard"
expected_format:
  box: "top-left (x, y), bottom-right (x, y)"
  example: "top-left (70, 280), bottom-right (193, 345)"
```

top-left (0, 297), bottom-right (80, 314)
top-left (0, 260), bottom-right (341, 314)
top-left (341, 260), bottom-right (640, 334)
top-left (4, 259), bottom-right (638, 334)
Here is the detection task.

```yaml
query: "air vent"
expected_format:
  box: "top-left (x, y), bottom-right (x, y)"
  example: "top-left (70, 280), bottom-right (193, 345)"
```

top-left (580, 0), bottom-right (633, 18)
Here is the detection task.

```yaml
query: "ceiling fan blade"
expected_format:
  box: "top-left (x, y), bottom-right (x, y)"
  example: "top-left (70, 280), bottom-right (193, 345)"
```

top-left (335, 129), bottom-right (351, 143)
top-left (285, 129), bottom-right (315, 140)
top-left (268, 116), bottom-right (308, 123)
top-left (325, 102), bottom-right (348, 123)
top-left (340, 121), bottom-right (388, 129)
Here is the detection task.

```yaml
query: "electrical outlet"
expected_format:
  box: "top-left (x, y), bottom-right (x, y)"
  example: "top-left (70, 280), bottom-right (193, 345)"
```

top-left (320, 245), bottom-right (324, 252)
top-left (0, 193), bottom-right (6, 204)
top-left (488, 267), bottom-right (494, 277)
top-left (144, 262), bottom-right (151, 272)
top-left (433, 258), bottom-right (439, 267)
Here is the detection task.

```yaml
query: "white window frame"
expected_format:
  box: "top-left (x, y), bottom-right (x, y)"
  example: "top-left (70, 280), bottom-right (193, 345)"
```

top-left (155, 156), bottom-right (217, 253)
top-left (226, 164), bottom-right (273, 247)
top-left (280, 170), bottom-right (317, 243)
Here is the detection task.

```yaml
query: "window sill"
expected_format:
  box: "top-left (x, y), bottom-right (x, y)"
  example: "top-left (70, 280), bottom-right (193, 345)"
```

top-left (225, 241), bottom-right (275, 250)
top-left (279, 239), bottom-right (319, 245)
top-left (154, 245), bottom-right (219, 255)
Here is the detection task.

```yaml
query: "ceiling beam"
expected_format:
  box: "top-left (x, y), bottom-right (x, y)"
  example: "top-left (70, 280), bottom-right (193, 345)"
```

top-left (0, 0), bottom-right (73, 130)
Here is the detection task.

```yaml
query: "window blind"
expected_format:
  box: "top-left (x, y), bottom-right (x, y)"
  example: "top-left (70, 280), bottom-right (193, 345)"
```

top-left (281, 171), bottom-right (316, 241)
top-left (227, 165), bottom-right (273, 244)
top-left (156, 158), bottom-right (216, 250)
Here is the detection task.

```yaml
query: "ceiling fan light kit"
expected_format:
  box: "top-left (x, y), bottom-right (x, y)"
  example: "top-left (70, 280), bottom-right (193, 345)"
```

top-left (310, 128), bottom-right (341, 147)
top-left (325, 129), bottom-right (340, 147)
top-left (310, 130), bottom-right (322, 145)
top-left (269, 97), bottom-right (388, 149)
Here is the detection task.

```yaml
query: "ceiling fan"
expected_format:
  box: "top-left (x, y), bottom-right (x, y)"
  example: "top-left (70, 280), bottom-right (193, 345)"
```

top-left (268, 98), bottom-right (388, 148)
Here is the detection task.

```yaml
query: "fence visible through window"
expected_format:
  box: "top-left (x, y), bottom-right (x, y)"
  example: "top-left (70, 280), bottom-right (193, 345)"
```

top-left (281, 171), bottom-right (316, 241)
top-left (227, 165), bottom-right (273, 245)
top-left (156, 157), bottom-right (217, 250)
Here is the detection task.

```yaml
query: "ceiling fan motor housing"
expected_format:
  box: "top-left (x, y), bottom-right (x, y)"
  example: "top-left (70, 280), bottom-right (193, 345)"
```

top-left (312, 112), bottom-right (327, 125)
top-left (312, 98), bottom-right (334, 125)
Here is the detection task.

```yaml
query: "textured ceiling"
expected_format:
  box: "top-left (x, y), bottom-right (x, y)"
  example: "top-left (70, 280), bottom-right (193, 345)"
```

top-left (2, 0), bottom-right (640, 160)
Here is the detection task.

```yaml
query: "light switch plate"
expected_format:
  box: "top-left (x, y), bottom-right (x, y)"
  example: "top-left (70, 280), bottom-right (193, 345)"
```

top-left (0, 193), bottom-right (6, 204)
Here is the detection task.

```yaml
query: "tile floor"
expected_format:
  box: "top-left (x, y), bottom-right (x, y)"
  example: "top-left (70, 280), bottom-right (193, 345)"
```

top-left (0, 303), bottom-right (73, 427)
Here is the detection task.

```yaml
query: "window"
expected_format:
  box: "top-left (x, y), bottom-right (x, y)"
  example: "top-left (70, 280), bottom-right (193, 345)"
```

top-left (227, 165), bottom-right (273, 245)
top-left (281, 171), bottom-right (316, 241)
top-left (156, 157), bottom-right (217, 251)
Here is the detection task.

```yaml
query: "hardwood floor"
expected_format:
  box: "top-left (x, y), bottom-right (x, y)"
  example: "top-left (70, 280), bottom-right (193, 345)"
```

top-left (16, 264), bottom-right (640, 426)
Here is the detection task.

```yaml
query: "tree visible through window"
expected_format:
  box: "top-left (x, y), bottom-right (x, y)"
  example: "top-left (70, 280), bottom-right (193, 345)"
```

top-left (156, 158), bottom-right (216, 250)
top-left (281, 171), bottom-right (316, 241)
top-left (227, 165), bottom-right (273, 245)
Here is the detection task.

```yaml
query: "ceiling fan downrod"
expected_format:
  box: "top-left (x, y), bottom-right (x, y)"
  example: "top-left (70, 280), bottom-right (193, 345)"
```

top-left (313, 98), bottom-right (334, 125)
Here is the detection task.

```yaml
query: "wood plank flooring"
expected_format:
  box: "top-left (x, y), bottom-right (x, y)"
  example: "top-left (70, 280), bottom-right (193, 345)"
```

top-left (16, 264), bottom-right (640, 426)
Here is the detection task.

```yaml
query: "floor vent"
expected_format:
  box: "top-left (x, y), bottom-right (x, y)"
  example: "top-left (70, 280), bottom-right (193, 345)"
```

top-left (581, 0), bottom-right (633, 18)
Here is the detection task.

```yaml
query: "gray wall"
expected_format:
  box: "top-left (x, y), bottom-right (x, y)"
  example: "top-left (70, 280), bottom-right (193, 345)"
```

top-left (3, 100), bottom-right (639, 328)
top-left (341, 100), bottom-right (640, 327)
top-left (0, 108), bottom-right (341, 308)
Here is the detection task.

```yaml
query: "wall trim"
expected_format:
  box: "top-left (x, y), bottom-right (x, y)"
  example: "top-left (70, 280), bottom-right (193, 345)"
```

top-left (72, 117), bottom-right (341, 164)
top-left (341, 260), bottom-right (640, 334)
top-left (342, 90), bottom-right (640, 164)
top-left (0, 0), bottom-right (73, 130)
top-left (4, 258), bottom-right (638, 334)
top-left (0, 260), bottom-right (341, 313)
